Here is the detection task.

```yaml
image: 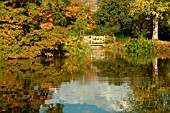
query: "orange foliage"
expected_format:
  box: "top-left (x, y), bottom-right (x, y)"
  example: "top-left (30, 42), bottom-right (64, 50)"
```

top-left (85, 0), bottom-right (97, 11)
top-left (41, 83), bottom-right (54, 89)
top-left (66, 7), bottom-right (79, 17)
top-left (40, 96), bottom-right (47, 104)
top-left (40, 22), bottom-right (53, 29)
top-left (65, 1), bottom-right (83, 18)
top-left (66, 0), bottom-right (97, 31)
top-left (2, 94), bottom-right (10, 101)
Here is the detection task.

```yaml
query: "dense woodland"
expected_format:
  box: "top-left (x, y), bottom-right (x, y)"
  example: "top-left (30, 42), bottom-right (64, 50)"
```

top-left (0, 0), bottom-right (170, 59)
top-left (94, 0), bottom-right (170, 40)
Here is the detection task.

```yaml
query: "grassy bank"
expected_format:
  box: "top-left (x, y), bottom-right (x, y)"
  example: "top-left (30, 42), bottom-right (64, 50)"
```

top-left (103, 37), bottom-right (170, 59)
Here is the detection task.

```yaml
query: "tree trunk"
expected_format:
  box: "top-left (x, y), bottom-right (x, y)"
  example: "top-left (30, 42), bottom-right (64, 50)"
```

top-left (152, 13), bottom-right (159, 40)
top-left (152, 58), bottom-right (158, 86)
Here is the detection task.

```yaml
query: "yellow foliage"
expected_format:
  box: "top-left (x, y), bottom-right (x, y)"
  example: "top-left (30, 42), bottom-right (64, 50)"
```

top-left (167, 72), bottom-right (170, 80)
top-left (65, 0), bottom-right (97, 31)
top-left (131, 0), bottom-right (170, 16)
top-left (66, 3), bottom-right (83, 18)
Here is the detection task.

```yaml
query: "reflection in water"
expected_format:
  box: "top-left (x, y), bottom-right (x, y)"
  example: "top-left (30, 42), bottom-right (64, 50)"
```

top-left (0, 52), bottom-right (170, 113)
top-left (42, 77), bottom-right (132, 113)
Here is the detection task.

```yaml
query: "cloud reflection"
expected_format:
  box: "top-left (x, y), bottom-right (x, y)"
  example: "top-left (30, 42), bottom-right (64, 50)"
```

top-left (43, 76), bottom-right (133, 112)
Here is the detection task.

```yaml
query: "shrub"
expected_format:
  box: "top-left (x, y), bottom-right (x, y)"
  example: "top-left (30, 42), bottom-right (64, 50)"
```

top-left (122, 38), bottom-right (157, 64)
top-left (123, 38), bottom-right (157, 54)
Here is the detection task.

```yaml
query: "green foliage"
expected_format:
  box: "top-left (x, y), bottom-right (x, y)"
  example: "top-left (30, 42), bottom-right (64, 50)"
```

top-left (0, 54), bottom-right (88, 79)
top-left (114, 29), bottom-right (131, 38)
top-left (129, 0), bottom-right (170, 39)
top-left (92, 0), bottom-right (170, 40)
top-left (122, 38), bottom-right (157, 64)
top-left (158, 59), bottom-right (170, 77)
top-left (159, 11), bottom-right (170, 41)
top-left (124, 38), bottom-right (157, 54)
top-left (90, 26), bottom-right (113, 36)
top-left (92, 0), bottom-right (154, 38)
top-left (92, 52), bottom-right (152, 77)
top-left (121, 52), bottom-right (156, 65)
top-left (104, 37), bottom-right (114, 44)
top-left (63, 36), bottom-right (91, 56)
top-left (93, 0), bottom-right (132, 35)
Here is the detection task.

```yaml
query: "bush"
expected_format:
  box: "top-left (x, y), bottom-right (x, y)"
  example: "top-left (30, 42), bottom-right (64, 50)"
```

top-left (123, 38), bottom-right (157, 54)
top-left (122, 38), bottom-right (157, 64)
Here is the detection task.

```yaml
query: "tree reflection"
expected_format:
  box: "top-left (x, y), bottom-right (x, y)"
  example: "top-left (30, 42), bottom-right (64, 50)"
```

top-left (152, 58), bottom-right (159, 87)
top-left (0, 54), bottom-right (88, 112)
top-left (129, 80), bottom-right (170, 112)
top-left (45, 104), bottom-right (64, 113)
top-left (92, 52), bottom-right (170, 112)
top-left (158, 58), bottom-right (170, 81)
top-left (128, 58), bottom-right (170, 112)
top-left (92, 52), bottom-right (152, 79)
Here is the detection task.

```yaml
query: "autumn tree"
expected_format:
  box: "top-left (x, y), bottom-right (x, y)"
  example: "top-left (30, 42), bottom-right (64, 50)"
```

top-left (0, 0), bottom-right (90, 59)
top-left (66, 0), bottom-right (97, 36)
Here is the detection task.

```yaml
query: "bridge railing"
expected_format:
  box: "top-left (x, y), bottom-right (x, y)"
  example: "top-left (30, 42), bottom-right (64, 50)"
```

top-left (83, 35), bottom-right (106, 44)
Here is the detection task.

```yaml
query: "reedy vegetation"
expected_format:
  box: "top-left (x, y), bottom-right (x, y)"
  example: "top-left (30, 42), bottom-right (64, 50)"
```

top-left (122, 38), bottom-right (157, 64)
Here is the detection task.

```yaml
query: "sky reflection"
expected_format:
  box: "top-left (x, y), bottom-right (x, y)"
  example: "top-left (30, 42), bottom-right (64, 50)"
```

top-left (41, 76), bottom-right (133, 113)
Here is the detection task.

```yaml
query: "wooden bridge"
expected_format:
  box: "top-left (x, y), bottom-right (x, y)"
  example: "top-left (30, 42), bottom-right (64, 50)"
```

top-left (83, 35), bottom-right (106, 48)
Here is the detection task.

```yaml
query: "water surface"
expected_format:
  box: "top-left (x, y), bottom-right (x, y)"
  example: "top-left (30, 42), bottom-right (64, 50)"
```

top-left (0, 52), bottom-right (170, 113)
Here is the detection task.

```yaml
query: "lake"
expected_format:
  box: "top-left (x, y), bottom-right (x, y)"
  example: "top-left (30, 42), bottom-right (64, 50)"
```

top-left (0, 51), bottom-right (170, 113)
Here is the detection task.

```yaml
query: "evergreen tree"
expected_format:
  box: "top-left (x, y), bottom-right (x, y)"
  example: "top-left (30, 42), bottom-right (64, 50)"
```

top-left (93, 0), bottom-right (132, 36)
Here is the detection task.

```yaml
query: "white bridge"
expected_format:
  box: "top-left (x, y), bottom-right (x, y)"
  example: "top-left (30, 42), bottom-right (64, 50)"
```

top-left (83, 35), bottom-right (106, 47)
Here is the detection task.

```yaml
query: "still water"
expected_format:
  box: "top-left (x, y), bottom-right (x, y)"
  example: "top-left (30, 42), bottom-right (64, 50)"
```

top-left (0, 52), bottom-right (170, 113)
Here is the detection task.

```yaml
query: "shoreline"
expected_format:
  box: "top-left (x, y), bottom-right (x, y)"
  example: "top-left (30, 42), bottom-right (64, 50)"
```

top-left (103, 40), bottom-right (170, 59)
